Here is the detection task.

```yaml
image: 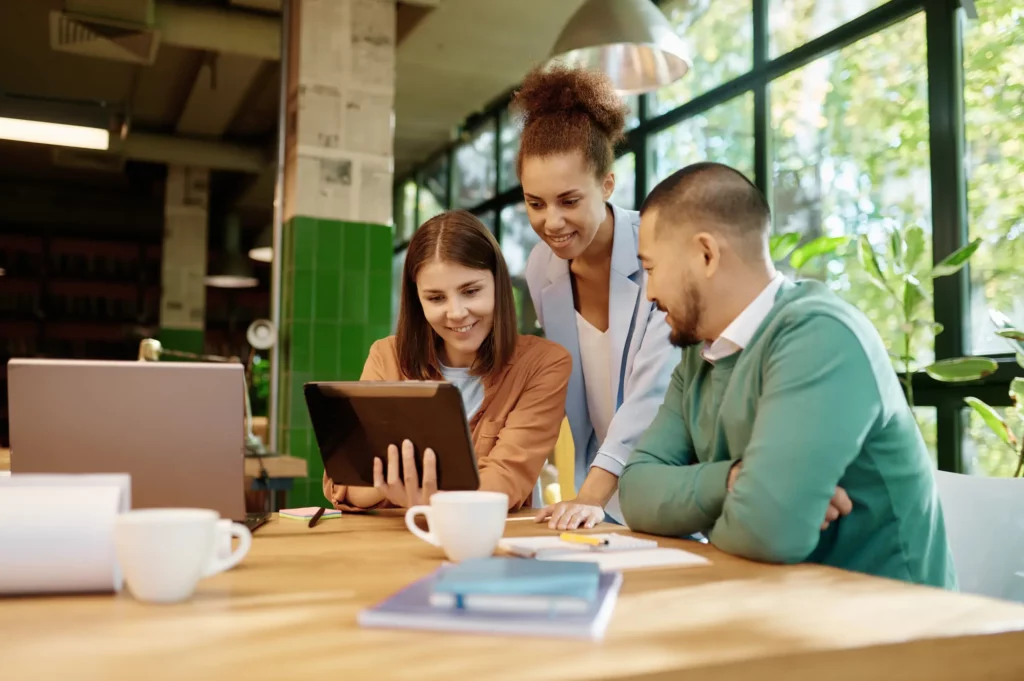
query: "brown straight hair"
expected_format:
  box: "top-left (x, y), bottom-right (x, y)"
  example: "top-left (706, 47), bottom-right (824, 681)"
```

top-left (396, 210), bottom-right (518, 381)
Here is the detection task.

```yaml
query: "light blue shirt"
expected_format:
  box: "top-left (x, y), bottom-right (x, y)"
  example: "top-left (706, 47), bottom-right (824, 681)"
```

top-left (440, 364), bottom-right (484, 421)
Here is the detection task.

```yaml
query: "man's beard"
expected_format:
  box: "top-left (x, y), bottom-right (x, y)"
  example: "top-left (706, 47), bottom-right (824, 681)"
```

top-left (664, 283), bottom-right (704, 349)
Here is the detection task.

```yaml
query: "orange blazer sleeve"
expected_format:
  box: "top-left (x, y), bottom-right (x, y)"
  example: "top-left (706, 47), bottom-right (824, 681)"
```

top-left (476, 346), bottom-right (572, 511)
top-left (322, 341), bottom-right (390, 511)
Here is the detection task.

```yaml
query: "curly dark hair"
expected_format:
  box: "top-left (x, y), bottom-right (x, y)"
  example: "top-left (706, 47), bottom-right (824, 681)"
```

top-left (511, 64), bottom-right (628, 180)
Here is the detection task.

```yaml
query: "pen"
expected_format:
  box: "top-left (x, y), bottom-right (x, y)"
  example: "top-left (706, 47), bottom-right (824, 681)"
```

top-left (308, 507), bottom-right (326, 528)
top-left (559, 532), bottom-right (608, 547)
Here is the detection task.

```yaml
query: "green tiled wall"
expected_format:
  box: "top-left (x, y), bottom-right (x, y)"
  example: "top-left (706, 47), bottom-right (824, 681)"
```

top-left (278, 216), bottom-right (393, 507)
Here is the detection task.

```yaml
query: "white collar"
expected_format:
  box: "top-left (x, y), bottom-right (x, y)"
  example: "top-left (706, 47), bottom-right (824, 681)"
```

top-left (701, 273), bottom-right (786, 364)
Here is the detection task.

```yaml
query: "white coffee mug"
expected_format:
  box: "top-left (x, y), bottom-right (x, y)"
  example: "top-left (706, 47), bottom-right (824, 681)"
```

top-left (114, 508), bottom-right (252, 604)
top-left (404, 491), bottom-right (508, 561)
top-left (216, 518), bottom-right (234, 560)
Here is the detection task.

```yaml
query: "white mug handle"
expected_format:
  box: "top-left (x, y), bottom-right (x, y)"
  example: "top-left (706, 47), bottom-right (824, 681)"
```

top-left (405, 505), bottom-right (439, 547)
top-left (203, 522), bottom-right (252, 577)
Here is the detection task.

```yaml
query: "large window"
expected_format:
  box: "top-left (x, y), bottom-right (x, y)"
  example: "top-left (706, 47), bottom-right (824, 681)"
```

top-left (965, 407), bottom-right (1022, 478)
top-left (476, 210), bottom-right (496, 232)
top-left (453, 121), bottom-right (497, 209)
top-left (963, 0), bottom-right (1024, 355)
top-left (499, 202), bottom-right (541, 335)
top-left (771, 14), bottom-right (932, 364)
top-left (769, 0), bottom-right (890, 57)
top-left (498, 202), bottom-right (536, 278)
top-left (394, 0), bottom-right (1024, 476)
top-left (611, 154), bottom-right (637, 210)
top-left (394, 180), bottom-right (416, 244)
top-left (916, 407), bottom-right (938, 466)
top-left (650, 92), bottom-right (754, 187)
top-left (652, 0), bottom-right (753, 116)
top-left (499, 109), bottom-right (520, 193)
top-left (417, 156), bottom-right (447, 224)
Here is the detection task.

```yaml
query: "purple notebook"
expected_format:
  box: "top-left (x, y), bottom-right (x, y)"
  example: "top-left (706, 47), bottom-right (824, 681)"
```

top-left (358, 567), bottom-right (623, 640)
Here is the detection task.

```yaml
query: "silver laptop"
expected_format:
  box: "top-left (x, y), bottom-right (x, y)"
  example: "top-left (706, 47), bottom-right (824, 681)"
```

top-left (7, 359), bottom-right (261, 526)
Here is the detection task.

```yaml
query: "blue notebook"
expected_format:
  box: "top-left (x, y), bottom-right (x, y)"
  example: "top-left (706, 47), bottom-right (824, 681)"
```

top-left (358, 566), bottom-right (623, 640)
top-left (433, 557), bottom-right (600, 600)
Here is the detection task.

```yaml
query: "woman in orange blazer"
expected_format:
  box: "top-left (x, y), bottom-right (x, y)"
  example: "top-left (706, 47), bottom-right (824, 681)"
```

top-left (323, 210), bottom-right (571, 512)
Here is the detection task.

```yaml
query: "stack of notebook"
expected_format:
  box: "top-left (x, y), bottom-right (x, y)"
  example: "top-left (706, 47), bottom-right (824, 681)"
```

top-left (358, 557), bottom-right (623, 640)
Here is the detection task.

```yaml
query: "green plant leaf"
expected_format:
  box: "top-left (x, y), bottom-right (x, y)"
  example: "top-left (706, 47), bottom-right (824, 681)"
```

top-left (996, 328), bottom-right (1024, 357)
top-left (904, 225), bottom-right (926, 272)
top-left (932, 322), bottom-right (945, 335)
top-left (924, 357), bottom-right (999, 382)
top-left (990, 309), bottom-right (1015, 330)
top-left (1011, 378), bottom-right (1024, 408)
top-left (888, 228), bottom-right (905, 272)
top-left (987, 313), bottom-right (1024, 354)
top-left (1018, 352), bottom-right (1024, 370)
top-left (857, 235), bottom-right (889, 292)
top-left (770, 232), bottom-right (800, 263)
top-left (930, 238), bottom-right (982, 278)
top-left (902, 275), bottom-right (929, 319)
top-left (789, 236), bottom-right (850, 270)
top-left (965, 397), bottom-right (1017, 447)
top-left (996, 328), bottom-right (1024, 342)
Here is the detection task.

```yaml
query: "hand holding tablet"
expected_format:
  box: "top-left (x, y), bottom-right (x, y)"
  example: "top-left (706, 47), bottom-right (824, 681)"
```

top-left (373, 439), bottom-right (439, 507)
top-left (305, 381), bottom-right (481, 496)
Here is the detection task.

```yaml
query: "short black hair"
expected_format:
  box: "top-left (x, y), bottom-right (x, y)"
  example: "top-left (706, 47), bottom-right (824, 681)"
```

top-left (640, 162), bottom-right (771, 250)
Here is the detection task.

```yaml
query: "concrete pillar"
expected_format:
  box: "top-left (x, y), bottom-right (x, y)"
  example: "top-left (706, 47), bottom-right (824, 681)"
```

top-left (277, 0), bottom-right (396, 506)
top-left (159, 165), bottom-right (209, 354)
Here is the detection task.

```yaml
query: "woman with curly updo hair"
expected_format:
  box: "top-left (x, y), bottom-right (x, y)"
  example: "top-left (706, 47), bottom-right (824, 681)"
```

top-left (515, 65), bottom-right (679, 530)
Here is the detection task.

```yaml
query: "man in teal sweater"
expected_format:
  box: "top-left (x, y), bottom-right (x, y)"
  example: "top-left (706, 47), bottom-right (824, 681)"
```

top-left (620, 162), bottom-right (956, 588)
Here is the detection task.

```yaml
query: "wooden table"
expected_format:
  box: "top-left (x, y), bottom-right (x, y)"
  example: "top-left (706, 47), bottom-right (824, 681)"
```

top-left (4, 513), bottom-right (1024, 681)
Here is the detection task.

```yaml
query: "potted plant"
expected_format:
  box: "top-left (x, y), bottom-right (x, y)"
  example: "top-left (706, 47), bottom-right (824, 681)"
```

top-left (926, 311), bottom-right (1024, 476)
top-left (852, 224), bottom-right (981, 407)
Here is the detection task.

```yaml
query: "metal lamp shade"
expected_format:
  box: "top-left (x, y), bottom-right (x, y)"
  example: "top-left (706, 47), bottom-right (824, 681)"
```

top-left (206, 251), bottom-right (259, 288)
top-left (548, 0), bottom-right (690, 95)
top-left (248, 225), bottom-right (273, 263)
top-left (207, 213), bottom-right (259, 288)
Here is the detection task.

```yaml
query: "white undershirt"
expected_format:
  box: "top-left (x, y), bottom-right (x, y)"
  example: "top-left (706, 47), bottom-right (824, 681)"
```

top-left (576, 312), bottom-right (624, 523)
top-left (439, 364), bottom-right (484, 421)
top-left (576, 312), bottom-right (614, 449)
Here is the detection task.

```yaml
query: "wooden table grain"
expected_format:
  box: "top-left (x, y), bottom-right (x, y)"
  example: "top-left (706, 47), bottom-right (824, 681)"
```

top-left (3, 512), bottom-right (1024, 681)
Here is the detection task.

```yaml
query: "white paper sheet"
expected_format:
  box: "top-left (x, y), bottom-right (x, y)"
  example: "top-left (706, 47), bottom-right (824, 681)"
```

top-left (0, 474), bottom-right (131, 595)
top-left (542, 548), bottom-right (711, 572)
top-left (498, 534), bottom-right (711, 572)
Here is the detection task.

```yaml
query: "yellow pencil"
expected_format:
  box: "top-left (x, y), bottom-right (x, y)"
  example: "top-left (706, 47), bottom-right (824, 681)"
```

top-left (559, 532), bottom-right (609, 547)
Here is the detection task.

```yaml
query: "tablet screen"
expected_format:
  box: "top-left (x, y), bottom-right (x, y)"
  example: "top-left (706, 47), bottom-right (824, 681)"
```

top-left (305, 381), bottom-right (480, 491)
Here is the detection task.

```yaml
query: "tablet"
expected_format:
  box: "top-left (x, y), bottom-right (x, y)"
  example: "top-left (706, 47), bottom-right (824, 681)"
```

top-left (304, 381), bottom-right (480, 491)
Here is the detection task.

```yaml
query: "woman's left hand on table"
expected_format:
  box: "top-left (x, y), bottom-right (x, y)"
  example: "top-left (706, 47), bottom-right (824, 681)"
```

top-left (535, 500), bottom-right (605, 530)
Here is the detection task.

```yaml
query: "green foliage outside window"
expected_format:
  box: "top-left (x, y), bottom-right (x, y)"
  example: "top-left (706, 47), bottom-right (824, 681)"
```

top-left (394, 0), bottom-right (1024, 476)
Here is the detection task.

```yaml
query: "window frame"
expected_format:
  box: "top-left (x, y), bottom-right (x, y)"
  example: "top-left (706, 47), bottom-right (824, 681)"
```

top-left (392, 0), bottom-right (1022, 473)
